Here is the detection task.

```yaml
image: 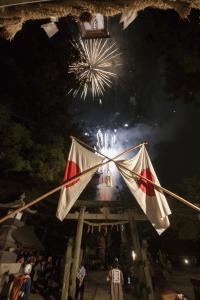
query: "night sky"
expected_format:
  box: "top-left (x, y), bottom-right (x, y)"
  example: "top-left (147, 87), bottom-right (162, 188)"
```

top-left (67, 10), bottom-right (200, 190)
top-left (1, 7), bottom-right (200, 251)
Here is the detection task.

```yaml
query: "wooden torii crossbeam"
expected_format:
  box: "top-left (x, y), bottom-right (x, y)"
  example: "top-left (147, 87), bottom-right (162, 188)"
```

top-left (66, 200), bottom-right (147, 221)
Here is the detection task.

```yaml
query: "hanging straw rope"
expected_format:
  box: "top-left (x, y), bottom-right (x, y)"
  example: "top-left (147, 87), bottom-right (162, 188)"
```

top-left (73, 136), bottom-right (200, 214)
top-left (85, 221), bottom-right (128, 234)
top-left (0, 140), bottom-right (144, 224)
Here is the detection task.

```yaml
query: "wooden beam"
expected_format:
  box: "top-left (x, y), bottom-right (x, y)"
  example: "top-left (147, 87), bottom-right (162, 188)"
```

top-left (37, 199), bottom-right (136, 212)
top-left (66, 211), bottom-right (146, 221)
top-left (0, 0), bottom-right (52, 7)
top-left (74, 200), bottom-right (135, 208)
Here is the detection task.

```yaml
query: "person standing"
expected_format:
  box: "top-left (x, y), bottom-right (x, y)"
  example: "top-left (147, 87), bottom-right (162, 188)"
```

top-left (32, 256), bottom-right (42, 292)
top-left (75, 264), bottom-right (86, 300)
top-left (9, 264), bottom-right (32, 300)
top-left (108, 261), bottom-right (124, 300)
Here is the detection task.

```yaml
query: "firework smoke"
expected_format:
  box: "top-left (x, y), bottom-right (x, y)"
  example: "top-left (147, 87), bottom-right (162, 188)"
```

top-left (93, 124), bottom-right (159, 200)
top-left (95, 129), bottom-right (122, 201)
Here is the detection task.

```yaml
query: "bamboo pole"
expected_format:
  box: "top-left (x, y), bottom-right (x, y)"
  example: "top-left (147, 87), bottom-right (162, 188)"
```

top-left (0, 0), bottom-right (52, 8)
top-left (0, 141), bottom-right (143, 224)
top-left (119, 165), bottom-right (200, 214)
top-left (74, 136), bottom-right (200, 214)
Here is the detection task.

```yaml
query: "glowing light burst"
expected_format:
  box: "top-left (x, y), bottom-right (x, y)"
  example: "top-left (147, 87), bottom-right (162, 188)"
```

top-left (68, 39), bottom-right (121, 99)
top-left (96, 129), bottom-right (117, 158)
top-left (95, 129), bottom-right (120, 200)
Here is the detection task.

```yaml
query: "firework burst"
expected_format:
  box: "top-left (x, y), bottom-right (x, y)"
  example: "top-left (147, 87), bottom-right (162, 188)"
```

top-left (95, 129), bottom-right (119, 200)
top-left (68, 39), bottom-right (121, 99)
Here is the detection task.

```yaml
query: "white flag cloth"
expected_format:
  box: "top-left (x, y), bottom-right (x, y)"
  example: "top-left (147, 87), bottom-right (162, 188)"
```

top-left (120, 10), bottom-right (138, 29)
top-left (57, 139), bottom-right (104, 221)
top-left (117, 145), bottom-right (171, 234)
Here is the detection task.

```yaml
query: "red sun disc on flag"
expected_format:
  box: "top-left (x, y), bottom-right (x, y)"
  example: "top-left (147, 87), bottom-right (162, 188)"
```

top-left (64, 160), bottom-right (81, 188)
top-left (137, 168), bottom-right (155, 197)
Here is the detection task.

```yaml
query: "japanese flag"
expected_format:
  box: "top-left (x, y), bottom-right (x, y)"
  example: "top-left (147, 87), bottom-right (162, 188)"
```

top-left (117, 145), bottom-right (171, 234)
top-left (57, 139), bottom-right (104, 221)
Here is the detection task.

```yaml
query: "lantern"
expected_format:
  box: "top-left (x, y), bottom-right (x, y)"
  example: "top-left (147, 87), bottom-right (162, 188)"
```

top-left (79, 12), bottom-right (110, 39)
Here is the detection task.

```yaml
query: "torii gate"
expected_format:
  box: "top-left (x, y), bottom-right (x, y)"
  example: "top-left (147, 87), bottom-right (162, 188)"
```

top-left (61, 199), bottom-right (155, 300)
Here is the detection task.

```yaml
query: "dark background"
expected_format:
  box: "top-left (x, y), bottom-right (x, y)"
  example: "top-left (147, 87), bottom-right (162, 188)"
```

top-left (1, 8), bottom-right (200, 253)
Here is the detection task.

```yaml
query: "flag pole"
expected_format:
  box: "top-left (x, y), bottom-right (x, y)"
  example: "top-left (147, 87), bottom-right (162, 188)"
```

top-left (0, 141), bottom-right (144, 224)
top-left (73, 136), bottom-right (200, 214)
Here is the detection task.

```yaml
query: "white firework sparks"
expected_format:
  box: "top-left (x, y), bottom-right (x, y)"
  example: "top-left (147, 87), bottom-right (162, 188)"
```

top-left (68, 39), bottom-right (120, 99)
top-left (95, 129), bottom-right (119, 200)
top-left (96, 129), bottom-right (117, 155)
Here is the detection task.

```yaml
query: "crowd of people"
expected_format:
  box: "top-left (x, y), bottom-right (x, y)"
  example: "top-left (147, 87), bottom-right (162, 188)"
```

top-left (0, 252), bottom-right (190, 300)
top-left (1, 253), bottom-right (64, 300)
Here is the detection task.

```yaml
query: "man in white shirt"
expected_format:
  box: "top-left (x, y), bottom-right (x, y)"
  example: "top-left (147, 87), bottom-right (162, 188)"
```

top-left (75, 264), bottom-right (86, 300)
top-left (108, 260), bottom-right (124, 300)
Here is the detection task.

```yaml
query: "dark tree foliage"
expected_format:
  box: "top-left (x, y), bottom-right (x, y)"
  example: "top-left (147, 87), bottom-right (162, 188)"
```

top-left (132, 9), bottom-right (200, 106)
top-left (170, 175), bottom-right (200, 241)
top-left (0, 18), bottom-right (82, 200)
top-left (150, 9), bottom-right (200, 105)
top-left (164, 10), bottom-right (200, 105)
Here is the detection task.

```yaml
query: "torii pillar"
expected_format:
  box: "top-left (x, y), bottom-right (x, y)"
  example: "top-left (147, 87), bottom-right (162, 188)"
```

top-left (129, 210), bottom-right (155, 300)
top-left (69, 207), bottom-right (85, 300)
top-left (61, 238), bottom-right (73, 300)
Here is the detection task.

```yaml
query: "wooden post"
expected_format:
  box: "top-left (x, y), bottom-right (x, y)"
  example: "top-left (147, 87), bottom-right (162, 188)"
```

top-left (128, 210), bottom-right (148, 300)
top-left (69, 207), bottom-right (85, 300)
top-left (141, 245), bottom-right (155, 300)
top-left (61, 237), bottom-right (73, 300)
top-left (128, 210), bottom-right (140, 252)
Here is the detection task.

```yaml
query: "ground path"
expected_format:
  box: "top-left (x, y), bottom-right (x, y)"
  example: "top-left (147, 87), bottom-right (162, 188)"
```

top-left (84, 271), bottom-right (136, 300)
top-left (84, 269), bottom-right (198, 300)
top-left (166, 268), bottom-right (198, 300)
top-left (29, 268), bottom-right (198, 300)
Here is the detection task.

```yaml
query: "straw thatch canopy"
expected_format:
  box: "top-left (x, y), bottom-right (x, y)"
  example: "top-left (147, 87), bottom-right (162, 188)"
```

top-left (0, 0), bottom-right (200, 40)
